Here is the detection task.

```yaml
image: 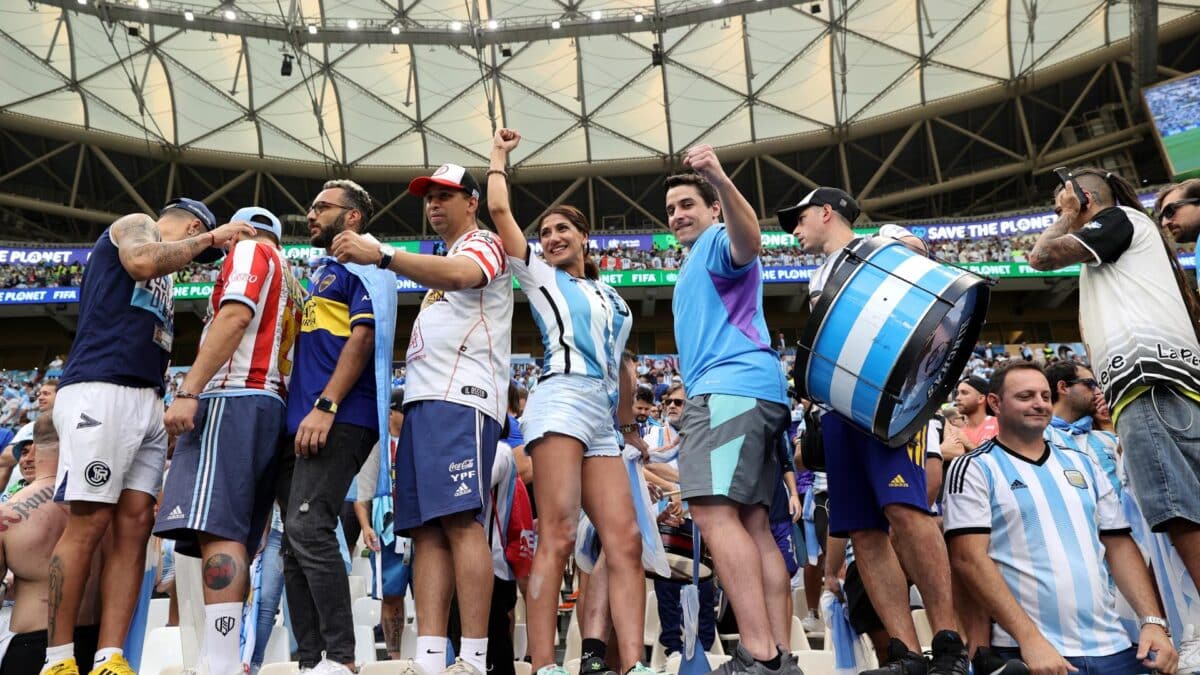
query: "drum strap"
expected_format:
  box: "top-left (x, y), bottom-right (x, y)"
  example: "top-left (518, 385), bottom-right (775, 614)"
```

top-left (691, 521), bottom-right (702, 585)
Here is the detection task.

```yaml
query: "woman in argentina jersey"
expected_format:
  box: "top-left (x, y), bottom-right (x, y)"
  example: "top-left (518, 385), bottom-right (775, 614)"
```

top-left (488, 128), bottom-right (650, 675)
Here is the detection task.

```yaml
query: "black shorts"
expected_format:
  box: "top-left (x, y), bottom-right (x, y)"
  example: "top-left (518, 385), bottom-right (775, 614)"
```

top-left (0, 625), bottom-right (99, 675)
top-left (845, 561), bottom-right (915, 636)
top-left (811, 491), bottom-right (829, 556)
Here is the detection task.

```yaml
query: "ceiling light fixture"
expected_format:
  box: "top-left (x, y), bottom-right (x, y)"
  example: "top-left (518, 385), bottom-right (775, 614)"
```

top-left (136, 0), bottom-right (149, 9)
top-left (308, 23), bottom-right (318, 34)
top-left (223, 7), bottom-right (236, 20)
top-left (487, 19), bottom-right (498, 29)
top-left (450, 20), bottom-right (463, 30)
top-left (347, 18), bottom-right (359, 29)
top-left (183, 9), bottom-right (194, 20)
top-left (633, 12), bottom-right (643, 21)
top-left (551, 19), bottom-right (561, 28)
top-left (390, 25), bottom-right (400, 34)
top-left (590, 9), bottom-right (602, 19)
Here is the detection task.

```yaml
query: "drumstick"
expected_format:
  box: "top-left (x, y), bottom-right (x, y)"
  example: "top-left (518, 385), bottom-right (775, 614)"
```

top-left (661, 489), bottom-right (682, 497)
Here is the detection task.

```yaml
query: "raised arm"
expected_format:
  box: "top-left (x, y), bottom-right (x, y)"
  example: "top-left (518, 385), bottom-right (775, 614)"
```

top-left (112, 214), bottom-right (253, 281)
top-left (683, 144), bottom-right (761, 267)
top-left (488, 128), bottom-right (530, 261)
top-left (1027, 182), bottom-right (1096, 271)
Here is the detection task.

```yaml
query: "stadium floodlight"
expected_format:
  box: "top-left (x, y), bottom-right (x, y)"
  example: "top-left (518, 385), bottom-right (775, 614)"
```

top-left (76, 0), bottom-right (86, 5)
top-left (223, 7), bottom-right (236, 20)
top-left (551, 19), bottom-right (561, 29)
top-left (347, 18), bottom-right (359, 29)
top-left (390, 25), bottom-right (400, 34)
top-left (487, 19), bottom-right (498, 29)
top-left (183, 9), bottom-right (194, 20)
top-left (633, 12), bottom-right (643, 22)
top-left (450, 20), bottom-right (463, 30)
top-left (307, 23), bottom-right (318, 34)
top-left (136, 0), bottom-right (149, 9)
top-left (590, 9), bottom-right (602, 19)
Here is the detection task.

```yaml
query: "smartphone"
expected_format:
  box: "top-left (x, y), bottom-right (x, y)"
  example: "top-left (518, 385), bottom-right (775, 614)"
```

top-left (1053, 167), bottom-right (1090, 210)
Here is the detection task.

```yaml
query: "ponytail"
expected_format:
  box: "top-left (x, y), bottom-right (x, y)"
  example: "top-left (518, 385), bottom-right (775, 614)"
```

top-left (584, 258), bottom-right (600, 280)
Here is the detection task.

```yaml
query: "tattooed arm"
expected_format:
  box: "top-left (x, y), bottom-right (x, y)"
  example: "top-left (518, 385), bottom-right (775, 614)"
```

top-left (111, 214), bottom-right (214, 281)
top-left (1026, 214), bottom-right (1094, 270)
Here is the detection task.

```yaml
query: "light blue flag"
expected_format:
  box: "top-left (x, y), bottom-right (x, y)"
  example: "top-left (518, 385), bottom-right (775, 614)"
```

top-left (122, 540), bottom-right (159, 670)
top-left (679, 522), bottom-right (710, 675)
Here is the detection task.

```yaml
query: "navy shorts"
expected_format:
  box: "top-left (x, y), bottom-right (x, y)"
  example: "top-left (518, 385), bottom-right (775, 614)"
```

top-left (822, 412), bottom-right (928, 536)
top-left (154, 395), bottom-right (284, 557)
top-left (770, 520), bottom-right (800, 576)
top-left (393, 400), bottom-right (500, 533)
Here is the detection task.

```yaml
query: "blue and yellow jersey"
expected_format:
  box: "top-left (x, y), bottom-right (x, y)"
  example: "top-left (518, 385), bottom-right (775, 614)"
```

top-left (286, 260), bottom-right (377, 434)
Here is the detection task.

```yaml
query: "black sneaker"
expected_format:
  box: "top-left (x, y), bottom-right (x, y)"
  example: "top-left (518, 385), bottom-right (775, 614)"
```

top-left (927, 631), bottom-right (969, 675)
top-left (579, 655), bottom-right (616, 675)
top-left (971, 647), bottom-right (1031, 675)
top-left (859, 638), bottom-right (929, 675)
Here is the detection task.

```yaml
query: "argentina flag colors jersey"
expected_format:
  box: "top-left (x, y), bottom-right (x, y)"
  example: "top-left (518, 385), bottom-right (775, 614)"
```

top-left (944, 439), bottom-right (1133, 657)
top-left (509, 250), bottom-right (632, 410)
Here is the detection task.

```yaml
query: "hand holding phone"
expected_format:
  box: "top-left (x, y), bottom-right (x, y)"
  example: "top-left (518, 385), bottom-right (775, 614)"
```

top-left (1054, 167), bottom-right (1090, 211)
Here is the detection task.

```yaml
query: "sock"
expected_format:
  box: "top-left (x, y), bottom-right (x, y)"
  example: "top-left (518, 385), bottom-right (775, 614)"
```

top-left (581, 638), bottom-right (608, 664)
top-left (93, 648), bottom-right (123, 666)
top-left (461, 637), bottom-right (488, 675)
top-left (41, 643), bottom-right (74, 670)
top-left (757, 650), bottom-right (782, 670)
top-left (202, 602), bottom-right (244, 675)
top-left (416, 636), bottom-right (448, 675)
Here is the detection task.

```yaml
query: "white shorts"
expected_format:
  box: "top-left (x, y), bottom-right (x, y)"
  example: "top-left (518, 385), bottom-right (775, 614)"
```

top-left (53, 382), bottom-right (168, 504)
top-left (520, 373), bottom-right (621, 458)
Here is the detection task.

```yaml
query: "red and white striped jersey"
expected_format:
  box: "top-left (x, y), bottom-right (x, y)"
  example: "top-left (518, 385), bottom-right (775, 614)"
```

top-left (404, 228), bottom-right (513, 422)
top-left (200, 240), bottom-right (305, 401)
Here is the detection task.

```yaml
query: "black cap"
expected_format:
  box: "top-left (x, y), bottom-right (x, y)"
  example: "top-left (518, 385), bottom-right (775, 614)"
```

top-left (389, 388), bottom-right (405, 411)
top-left (163, 197), bottom-right (225, 264)
top-left (776, 187), bottom-right (861, 232)
top-left (960, 375), bottom-right (990, 396)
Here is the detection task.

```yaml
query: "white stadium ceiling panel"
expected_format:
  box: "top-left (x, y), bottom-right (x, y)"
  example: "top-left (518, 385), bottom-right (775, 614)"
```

top-left (0, 0), bottom-right (1194, 170)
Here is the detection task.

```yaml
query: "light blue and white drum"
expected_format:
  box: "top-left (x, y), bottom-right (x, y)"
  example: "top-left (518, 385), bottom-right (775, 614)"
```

top-left (795, 237), bottom-right (989, 447)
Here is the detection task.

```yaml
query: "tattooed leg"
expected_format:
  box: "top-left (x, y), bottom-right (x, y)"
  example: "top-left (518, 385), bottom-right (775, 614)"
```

top-left (383, 595), bottom-right (407, 659)
top-left (48, 502), bottom-right (116, 646)
top-left (197, 534), bottom-right (250, 605)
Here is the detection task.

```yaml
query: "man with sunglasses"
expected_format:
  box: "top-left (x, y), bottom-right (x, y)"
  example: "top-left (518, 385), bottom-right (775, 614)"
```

top-left (278, 179), bottom-right (383, 674)
top-left (1157, 179), bottom-right (1200, 287)
top-left (1030, 168), bottom-right (1200, 662)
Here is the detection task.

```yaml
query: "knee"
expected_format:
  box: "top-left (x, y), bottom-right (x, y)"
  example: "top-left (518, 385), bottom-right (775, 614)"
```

top-left (114, 503), bottom-right (156, 539)
top-left (601, 521), bottom-right (642, 565)
top-left (537, 516), bottom-right (577, 561)
top-left (883, 503), bottom-right (930, 530)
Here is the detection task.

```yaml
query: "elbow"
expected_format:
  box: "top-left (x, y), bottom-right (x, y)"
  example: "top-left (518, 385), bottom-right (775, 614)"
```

top-left (125, 259), bottom-right (159, 282)
top-left (1025, 253), bottom-right (1049, 271)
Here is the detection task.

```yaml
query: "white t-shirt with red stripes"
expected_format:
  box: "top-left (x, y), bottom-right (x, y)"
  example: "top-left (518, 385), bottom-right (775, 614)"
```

top-left (404, 228), bottom-right (513, 422)
top-left (200, 240), bottom-right (305, 402)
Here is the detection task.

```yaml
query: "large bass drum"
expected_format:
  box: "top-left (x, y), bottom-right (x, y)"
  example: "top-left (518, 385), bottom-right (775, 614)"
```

top-left (794, 237), bottom-right (989, 446)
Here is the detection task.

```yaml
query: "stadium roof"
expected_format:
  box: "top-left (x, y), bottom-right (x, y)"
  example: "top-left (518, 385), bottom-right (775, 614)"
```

top-left (2, 0), bottom-right (1197, 177)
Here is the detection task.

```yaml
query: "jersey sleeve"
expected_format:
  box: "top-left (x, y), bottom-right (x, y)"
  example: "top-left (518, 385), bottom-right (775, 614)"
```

top-left (703, 226), bottom-right (757, 279)
top-left (925, 418), bottom-right (944, 460)
top-left (943, 454), bottom-right (993, 536)
top-left (1067, 207), bottom-right (1135, 265)
top-left (1086, 451), bottom-right (1130, 535)
top-left (877, 224), bottom-right (917, 241)
top-left (456, 230), bottom-right (508, 286)
top-left (344, 273), bottom-right (375, 330)
top-left (507, 246), bottom-right (554, 290)
top-left (219, 241), bottom-right (271, 315)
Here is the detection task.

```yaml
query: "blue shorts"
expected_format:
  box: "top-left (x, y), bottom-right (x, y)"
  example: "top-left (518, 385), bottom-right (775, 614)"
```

top-left (521, 374), bottom-right (621, 458)
top-left (393, 400), bottom-right (500, 533)
top-left (770, 520), bottom-right (800, 576)
top-left (153, 395), bottom-right (284, 557)
top-left (822, 412), bottom-right (928, 536)
top-left (1115, 386), bottom-right (1200, 531)
top-left (372, 542), bottom-right (412, 598)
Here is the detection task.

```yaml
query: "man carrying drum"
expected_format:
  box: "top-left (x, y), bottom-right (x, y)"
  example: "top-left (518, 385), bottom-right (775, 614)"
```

top-left (779, 188), bottom-right (972, 675)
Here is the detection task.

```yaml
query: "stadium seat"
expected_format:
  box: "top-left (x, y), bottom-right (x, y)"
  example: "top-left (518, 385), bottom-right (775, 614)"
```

top-left (139, 626), bottom-right (183, 675)
top-left (664, 654), bottom-right (681, 674)
top-left (258, 663), bottom-right (301, 675)
top-left (158, 667), bottom-right (184, 675)
top-left (643, 591), bottom-right (659, 647)
top-left (649, 641), bottom-right (667, 671)
top-left (513, 622), bottom-right (528, 660)
top-left (356, 624), bottom-right (380, 664)
top-left (146, 597), bottom-right (171, 632)
top-left (820, 627), bottom-right (832, 652)
top-left (564, 611), bottom-right (581, 663)
top-left (354, 596), bottom-right (383, 627)
top-left (262, 624), bottom-right (292, 665)
top-left (514, 661), bottom-right (532, 675)
top-left (515, 593), bottom-right (526, 623)
top-left (361, 660), bottom-right (425, 675)
top-left (790, 650), bottom-right (835, 675)
top-left (349, 575), bottom-right (369, 602)
top-left (400, 623), bottom-right (418, 659)
top-left (792, 587), bottom-right (808, 620)
top-left (912, 609), bottom-right (933, 651)
top-left (710, 639), bottom-right (725, 656)
top-left (352, 555), bottom-right (374, 581)
top-left (790, 615), bottom-right (811, 651)
top-left (566, 657), bottom-right (580, 675)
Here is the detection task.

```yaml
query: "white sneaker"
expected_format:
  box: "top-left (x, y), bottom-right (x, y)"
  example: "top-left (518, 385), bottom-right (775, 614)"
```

top-left (1179, 624), bottom-right (1200, 674)
top-left (801, 613), bottom-right (823, 634)
top-left (441, 659), bottom-right (483, 675)
top-left (308, 659), bottom-right (355, 674)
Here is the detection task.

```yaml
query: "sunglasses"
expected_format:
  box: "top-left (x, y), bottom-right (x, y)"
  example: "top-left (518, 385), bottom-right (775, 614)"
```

top-left (663, 398), bottom-right (686, 407)
top-left (1068, 377), bottom-right (1099, 390)
top-left (1160, 198), bottom-right (1200, 222)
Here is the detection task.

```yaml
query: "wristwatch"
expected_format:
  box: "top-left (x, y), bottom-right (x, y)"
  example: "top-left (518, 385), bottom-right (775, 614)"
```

top-left (1140, 616), bottom-right (1170, 635)
top-left (377, 243), bottom-right (396, 269)
top-left (618, 423), bottom-right (638, 434)
top-left (314, 397), bottom-right (339, 414)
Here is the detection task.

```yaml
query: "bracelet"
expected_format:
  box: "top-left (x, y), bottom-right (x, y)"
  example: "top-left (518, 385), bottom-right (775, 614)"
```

top-left (486, 169), bottom-right (508, 179)
top-left (618, 423), bottom-right (638, 434)
top-left (175, 390), bottom-right (200, 400)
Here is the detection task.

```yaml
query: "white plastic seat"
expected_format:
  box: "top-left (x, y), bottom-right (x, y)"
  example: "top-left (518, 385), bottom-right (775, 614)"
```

top-left (262, 624), bottom-right (292, 665)
top-left (356, 624), bottom-right (380, 664)
top-left (352, 554), bottom-right (375, 580)
top-left (514, 661), bottom-right (532, 675)
top-left (349, 575), bottom-right (369, 602)
top-left (258, 663), bottom-right (301, 675)
top-left (400, 623), bottom-right (418, 659)
top-left (790, 650), bottom-right (835, 675)
top-left (139, 626), bottom-right (183, 675)
top-left (566, 657), bottom-right (581, 675)
top-left (790, 615), bottom-right (811, 651)
top-left (360, 660), bottom-right (427, 675)
top-left (146, 597), bottom-right (171, 632)
top-left (513, 622), bottom-right (528, 660)
top-left (791, 587), bottom-right (809, 620)
top-left (564, 612), bottom-right (581, 663)
top-left (912, 609), bottom-right (933, 651)
top-left (354, 596), bottom-right (383, 627)
top-left (643, 591), bottom-right (660, 647)
top-left (649, 641), bottom-right (668, 671)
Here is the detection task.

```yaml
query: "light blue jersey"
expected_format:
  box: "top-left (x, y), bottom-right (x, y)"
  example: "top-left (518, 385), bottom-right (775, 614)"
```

top-left (672, 225), bottom-right (787, 404)
top-left (510, 250), bottom-right (632, 410)
top-left (944, 440), bottom-right (1132, 657)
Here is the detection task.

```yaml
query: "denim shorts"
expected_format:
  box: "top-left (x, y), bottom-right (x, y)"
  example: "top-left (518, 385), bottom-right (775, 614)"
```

top-left (993, 646), bottom-right (1146, 675)
top-left (1115, 386), bottom-right (1200, 531)
top-left (521, 373), bottom-right (621, 458)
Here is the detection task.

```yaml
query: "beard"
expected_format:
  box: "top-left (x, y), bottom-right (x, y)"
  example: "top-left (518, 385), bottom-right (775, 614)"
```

top-left (311, 212), bottom-right (347, 249)
top-left (636, 413), bottom-right (648, 424)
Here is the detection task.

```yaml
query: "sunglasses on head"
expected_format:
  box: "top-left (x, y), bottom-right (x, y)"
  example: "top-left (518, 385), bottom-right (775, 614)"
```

top-left (1160, 198), bottom-right (1200, 222)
